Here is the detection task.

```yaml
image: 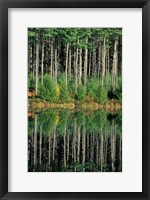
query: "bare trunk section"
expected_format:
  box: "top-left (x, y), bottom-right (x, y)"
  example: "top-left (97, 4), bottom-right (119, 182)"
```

top-left (112, 37), bottom-right (118, 90)
top-left (75, 40), bottom-right (79, 94)
top-left (35, 30), bottom-right (39, 95)
top-left (79, 48), bottom-right (82, 85)
top-left (41, 42), bottom-right (44, 84)
top-left (68, 45), bottom-right (72, 80)
top-left (55, 41), bottom-right (58, 83)
top-left (102, 37), bottom-right (106, 85)
top-left (50, 38), bottom-right (53, 78)
top-left (84, 37), bottom-right (88, 89)
top-left (65, 43), bottom-right (69, 87)
top-left (98, 43), bottom-right (101, 79)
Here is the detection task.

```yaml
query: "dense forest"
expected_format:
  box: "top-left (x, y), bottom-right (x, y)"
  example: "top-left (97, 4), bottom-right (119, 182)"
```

top-left (28, 110), bottom-right (122, 172)
top-left (28, 28), bottom-right (122, 172)
top-left (28, 28), bottom-right (122, 104)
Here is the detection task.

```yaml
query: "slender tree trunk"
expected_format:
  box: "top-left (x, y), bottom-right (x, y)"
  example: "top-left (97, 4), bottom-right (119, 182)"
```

top-left (65, 43), bottom-right (69, 87)
top-left (89, 50), bottom-right (91, 77)
top-left (75, 43), bottom-right (79, 94)
top-left (102, 37), bottom-right (106, 85)
top-left (35, 30), bottom-right (39, 95)
top-left (79, 48), bottom-right (82, 85)
top-left (112, 37), bottom-right (118, 90)
top-left (50, 38), bottom-right (53, 78)
top-left (84, 37), bottom-right (88, 88)
top-left (69, 44), bottom-right (72, 79)
top-left (28, 45), bottom-right (32, 75)
top-left (41, 41), bottom-right (44, 84)
top-left (98, 42), bottom-right (101, 79)
top-left (93, 47), bottom-right (96, 77)
top-left (55, 40), bottom-right (58, 83)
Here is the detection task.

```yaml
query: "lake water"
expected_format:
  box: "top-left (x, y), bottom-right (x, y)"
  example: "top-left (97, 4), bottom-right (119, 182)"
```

top-left (28, 109), bottom-right (122, 172)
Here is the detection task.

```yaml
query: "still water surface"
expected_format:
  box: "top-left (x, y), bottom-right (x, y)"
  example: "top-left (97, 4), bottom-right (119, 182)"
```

top-left (28, 109), bottom-right (122, 172)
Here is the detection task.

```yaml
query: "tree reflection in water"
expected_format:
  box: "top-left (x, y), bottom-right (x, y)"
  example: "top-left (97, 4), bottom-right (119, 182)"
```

top-left (28, 109), bottom-right (122, 172)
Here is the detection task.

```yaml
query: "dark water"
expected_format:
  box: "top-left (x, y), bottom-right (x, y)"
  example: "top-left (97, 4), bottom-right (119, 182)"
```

top-left (28, 109), bottom-right (122, 172)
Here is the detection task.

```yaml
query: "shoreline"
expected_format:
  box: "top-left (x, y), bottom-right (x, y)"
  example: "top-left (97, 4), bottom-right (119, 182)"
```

top-left (28, 98), bottom-right (122, 112)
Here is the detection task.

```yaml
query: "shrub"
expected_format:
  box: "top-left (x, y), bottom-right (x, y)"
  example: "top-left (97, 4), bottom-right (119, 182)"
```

top-left (86, 78), bottom-right (99, 99)
top-left (114, 76), bottom-right (122, 102)
top-left (76, 85), bottom-right (86, 102)
top-left (58, 75), bottom-right (70, 102)
top-left (38, 74), bottom-right (58, 102)
top-left (95, 85), bottom-right (107, 103)
top-left (28, 73), bottom-right (35, 91)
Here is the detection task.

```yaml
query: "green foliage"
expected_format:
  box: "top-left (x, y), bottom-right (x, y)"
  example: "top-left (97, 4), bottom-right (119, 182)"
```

top-left (28, 28), bottom-right (122, 104)
top-left (38, 74), bottom-right (58, 102)
top-left (28, 73), bottom-right (35, 91)
top-left (58, 75), bottom-right (70, 102)
top-left (115, 76), bottom-right (122, 102)
top-left (95, 85), bottom-right (108, 103)
top-left (76, 85), bottom-right (86, 102)
top-left (86, 78), bottom-right (99, 99)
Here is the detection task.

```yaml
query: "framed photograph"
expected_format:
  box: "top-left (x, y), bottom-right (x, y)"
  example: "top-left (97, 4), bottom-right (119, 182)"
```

top-left (0, 0), bottom-right (149, 199)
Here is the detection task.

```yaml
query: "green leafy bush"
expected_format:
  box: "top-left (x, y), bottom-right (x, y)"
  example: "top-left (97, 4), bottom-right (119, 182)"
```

top-left (76, 85), bottom-right (86, 102)
top-left (114, 76), bottom-right (122, 102)
top-left (58, 75), bottom-right (70, 102)
top-left (28, 73), bottom-right (35, 91)
top-left (38, 74), bottom-right (58, 102)
top-left (86, 78), bottom-right (99, 99)
top-left (95, 85), bottom-right (107, 103)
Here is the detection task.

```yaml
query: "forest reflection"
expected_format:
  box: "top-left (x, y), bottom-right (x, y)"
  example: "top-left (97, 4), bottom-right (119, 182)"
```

top-left (28, 109), bottom-right (122, 172)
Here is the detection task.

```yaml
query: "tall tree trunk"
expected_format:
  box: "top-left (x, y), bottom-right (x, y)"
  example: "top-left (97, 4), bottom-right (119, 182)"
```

top-left (112, 37), bottom-right (118, 90)
top-left (88, 50), bottom-right (91, 77)
top-left (55, 40), bottom-right (58, 83)
top-left (93, 47), bottom-right (96, 77)
top-left (35, 30), bottom-right (39, 95)
top-left (65, 43), bottom-right (69, 87)
top-left (69, 44), bottom-right (72, 80)
top-left (102, 37), bottom-right (106, 85)
top-left (98, 42), bottom-right (101, 79)
top-left (50, 38), bottom-right (53, 78)
top-left (79, 48), bottom-right (82, 85)
top-left (84, 36), bottom-right (88, 89)
top-left (41, 41), bottom-right (44, 84)
top-left (75, 39), bottom-right (79, 93)
top-left (28, 45), bottom-right (32, 75)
